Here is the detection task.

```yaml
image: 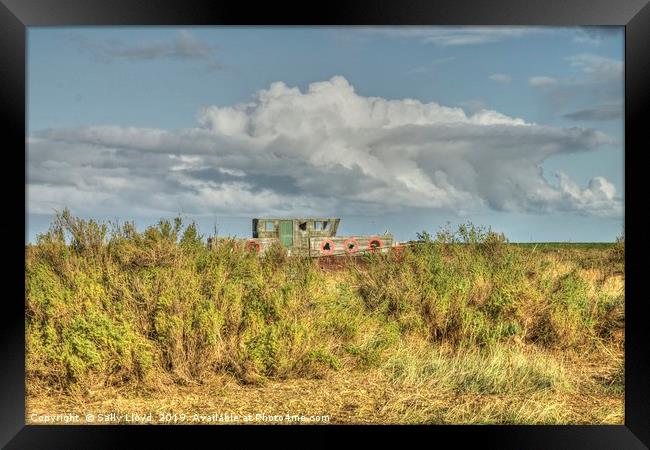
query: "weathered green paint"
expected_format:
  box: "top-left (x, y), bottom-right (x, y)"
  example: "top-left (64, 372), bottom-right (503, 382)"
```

top-left (279, 220), bottom-right (293, 247)
top-left (243, 218), bottom-right (393, 256)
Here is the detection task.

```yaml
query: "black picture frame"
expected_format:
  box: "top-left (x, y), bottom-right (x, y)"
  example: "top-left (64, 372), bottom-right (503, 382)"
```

top-left (1, 0), bottom-right (648, 448)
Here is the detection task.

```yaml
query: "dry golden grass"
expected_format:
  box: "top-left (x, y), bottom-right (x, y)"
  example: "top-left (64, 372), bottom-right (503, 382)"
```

top-left (27, 354), bottom-right (623, 425)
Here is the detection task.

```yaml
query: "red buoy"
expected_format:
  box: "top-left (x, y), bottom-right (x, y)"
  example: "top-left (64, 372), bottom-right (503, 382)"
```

top-left (367, 237), bottom-right (383, 252)
top-left (344, 238), bottom-right (359, 254)
top-left (320, 239), bottom-right (335, 255)
top-left (245, 240), bottom-right (261, 253)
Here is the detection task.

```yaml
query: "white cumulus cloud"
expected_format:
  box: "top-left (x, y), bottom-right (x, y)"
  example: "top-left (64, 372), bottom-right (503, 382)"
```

top-left (488, 73), bottom-right (512, 83)
top-left (529, 76), bottom-right (559, 87)
top-left (28, 76), bottom-right (621, 219)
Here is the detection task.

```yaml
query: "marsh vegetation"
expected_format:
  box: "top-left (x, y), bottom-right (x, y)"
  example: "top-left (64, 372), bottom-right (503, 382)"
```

top-left (26, 211), bottom-right (624, 424)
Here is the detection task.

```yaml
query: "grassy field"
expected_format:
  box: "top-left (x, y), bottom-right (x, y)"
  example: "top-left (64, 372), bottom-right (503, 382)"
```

top-left (25, 212), bottom-right (624, 424)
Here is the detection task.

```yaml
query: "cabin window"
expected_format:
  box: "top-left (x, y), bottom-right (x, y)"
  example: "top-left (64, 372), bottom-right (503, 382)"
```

top-left (314, 221), bottom-right (330, 231)
top-left (299, 222), bottom-right (307, 231)
top-left (264, 221), bottom-right (275, 232)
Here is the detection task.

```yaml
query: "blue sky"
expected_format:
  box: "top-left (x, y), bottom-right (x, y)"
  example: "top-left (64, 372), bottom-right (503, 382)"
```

top-left (27, 26), bottom-right (624, 242)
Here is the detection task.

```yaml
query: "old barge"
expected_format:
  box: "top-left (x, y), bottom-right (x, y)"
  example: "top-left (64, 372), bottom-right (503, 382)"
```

top-left (243, 218), bottom-right (395, 257)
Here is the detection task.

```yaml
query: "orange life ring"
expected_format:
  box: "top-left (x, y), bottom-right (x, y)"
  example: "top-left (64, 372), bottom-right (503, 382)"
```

top-left (344, 238), bottom-right (359, 253)
top-left (320, 239), bottom-right (335, 255)
top-left (367, 237), bottom-right (383, 252)
top-left (245, 240), bottom-right (261, 253)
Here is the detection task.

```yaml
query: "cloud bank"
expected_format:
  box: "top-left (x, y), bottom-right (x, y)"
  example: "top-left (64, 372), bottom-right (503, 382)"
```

top-left (529, 53), bottom-right (623, 120)
top-left (69, 31), bottom-right (223, 70)
top-left (28, 76), bottom-right (621, 219)
top-left (563, 104), bottom-right (622, 121)
top-left (358, 26), bottom-right (551, 46)
top-left (355, 26), bottom-right (620, 48)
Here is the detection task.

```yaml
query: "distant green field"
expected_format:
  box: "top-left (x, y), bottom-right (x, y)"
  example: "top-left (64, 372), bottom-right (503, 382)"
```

top-left (401, 242), bottom-right (618, 252)
top-left (513, 242), bottom-right (616, 249)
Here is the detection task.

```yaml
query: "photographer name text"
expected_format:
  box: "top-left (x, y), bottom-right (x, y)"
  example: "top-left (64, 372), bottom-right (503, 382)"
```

top-left (29, 412), bottom-right (331, 424)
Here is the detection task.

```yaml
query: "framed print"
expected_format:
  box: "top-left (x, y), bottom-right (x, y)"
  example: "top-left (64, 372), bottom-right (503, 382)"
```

top-left (1, 0), bottom-right (649, 448)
